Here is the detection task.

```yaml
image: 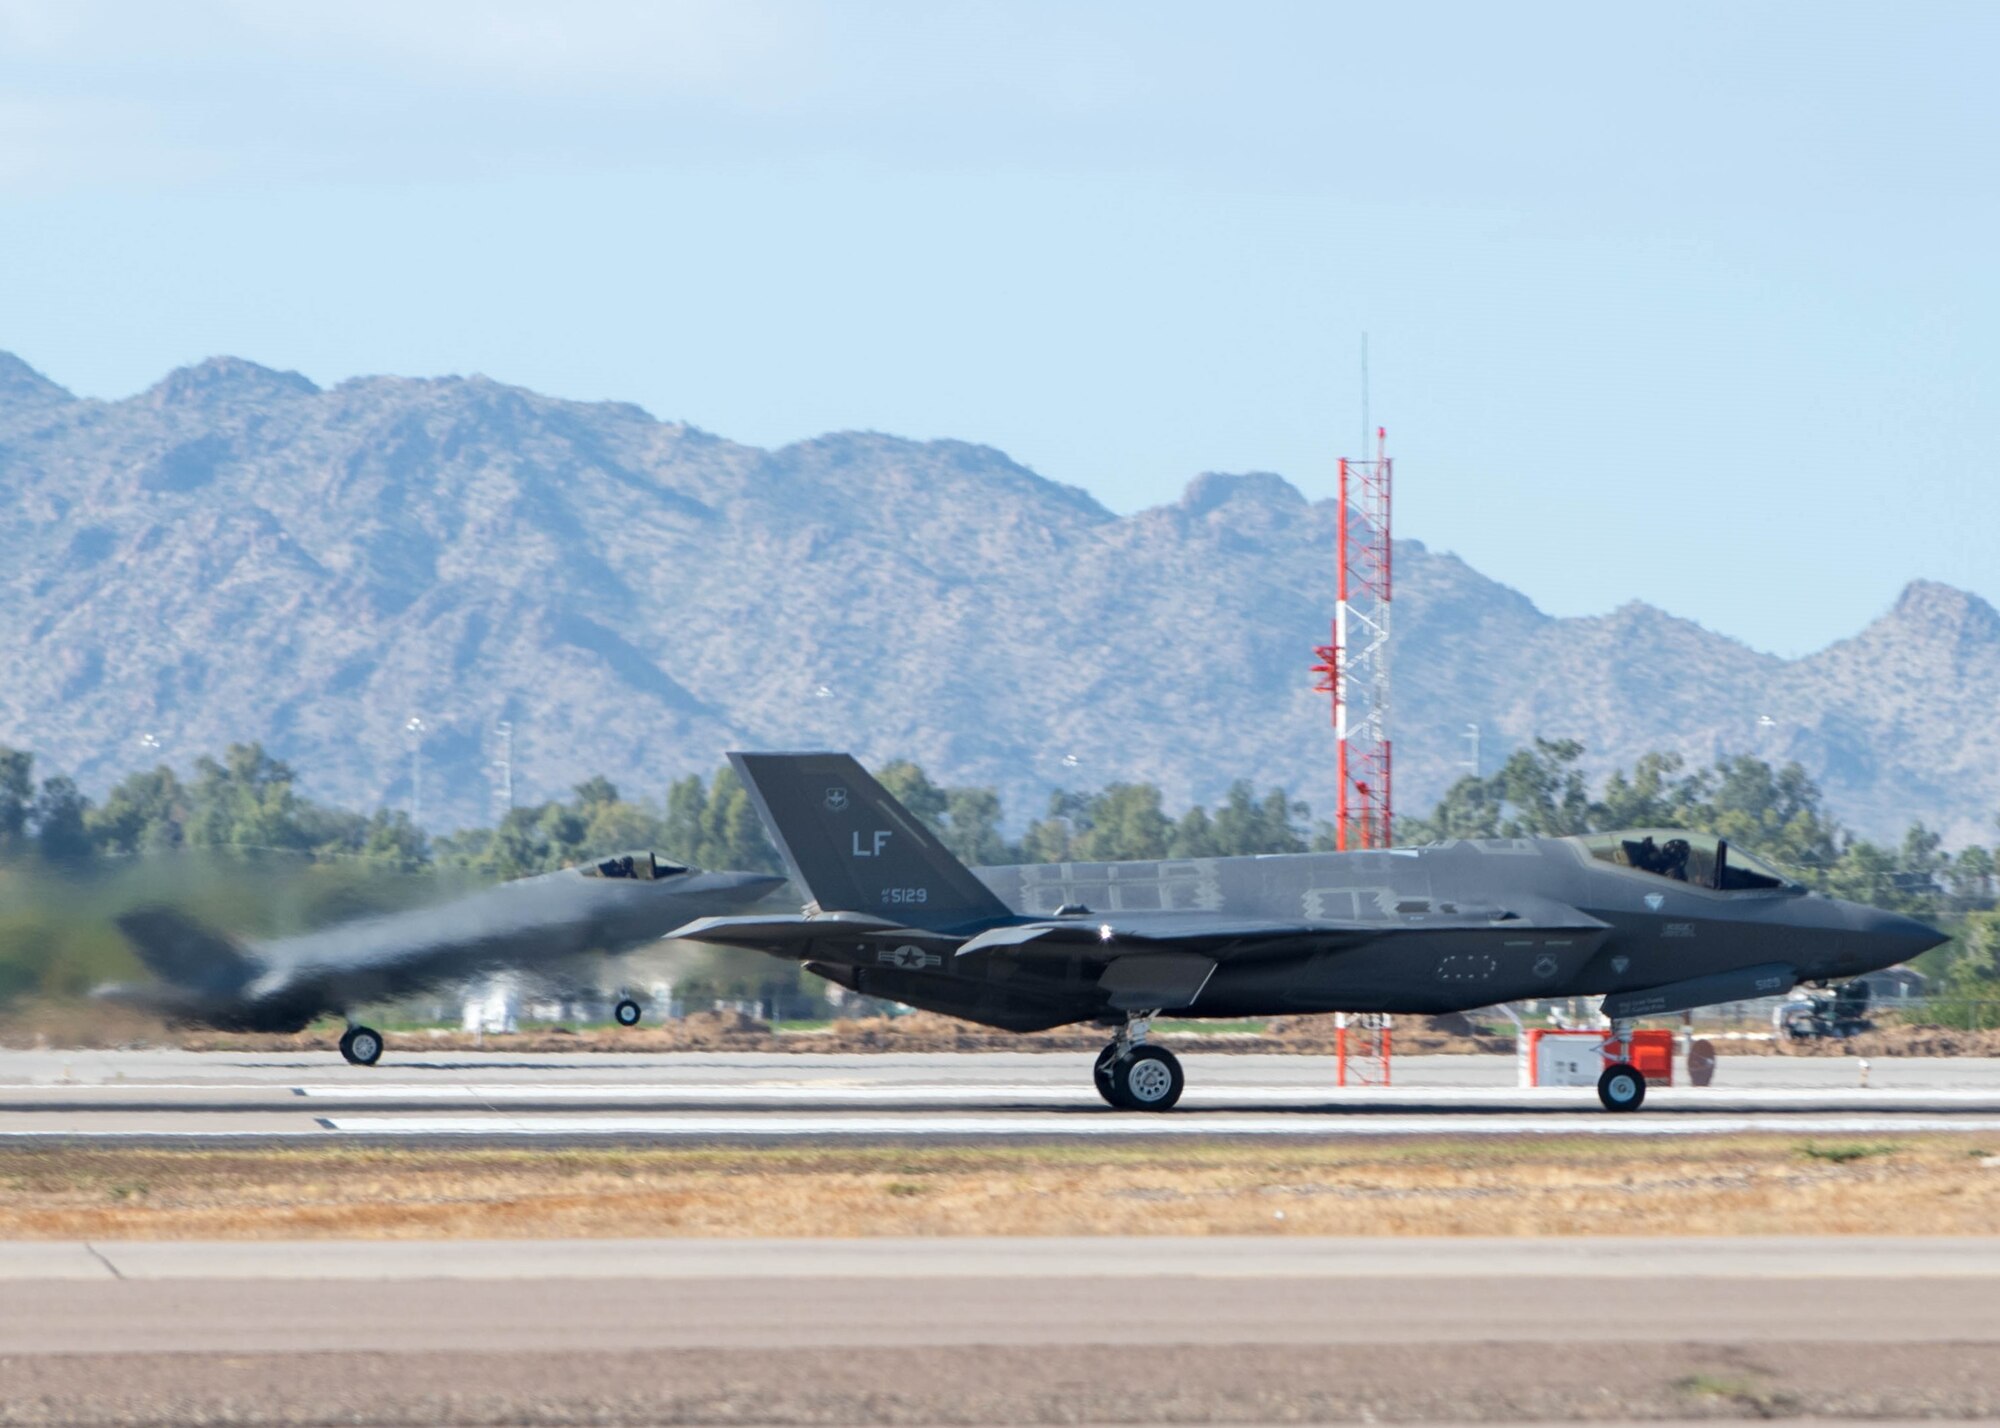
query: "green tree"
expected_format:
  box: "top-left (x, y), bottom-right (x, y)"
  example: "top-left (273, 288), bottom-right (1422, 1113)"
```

top-left (942, 786), bottom-right (1014, 865)
top-left (1208, 781), bottom-right (1308, 855)
top-left (185, 743), bottom-right (313, 856)
top-left (1168, 806), bottom-right (1219, 859)
top-left (358, 809), bottom-right (430, 874)
top-left (0, 746), bottom-right (33, 858)
top-left (87, 766), bottom-right (189, 855)
top-left (31, 777), bottom-right (91, 863)
top-left (1070, 784), bottom-right (1173, 861)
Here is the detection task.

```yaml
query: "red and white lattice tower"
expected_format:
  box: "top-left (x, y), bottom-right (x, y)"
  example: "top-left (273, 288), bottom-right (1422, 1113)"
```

top-left (1311, 426), bottom-right (1393, 851)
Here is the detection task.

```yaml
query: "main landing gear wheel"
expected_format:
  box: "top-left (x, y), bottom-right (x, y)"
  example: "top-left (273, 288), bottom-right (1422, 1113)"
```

top-left (1110, 1045), bottom-right (1184, 1111)
top-left (614, 998), bottom-right (643, 1027)
top-left (339, 1025), bottom-right (384, 1067)
top-left (1597, 1061), bottom-right (1645, 1112)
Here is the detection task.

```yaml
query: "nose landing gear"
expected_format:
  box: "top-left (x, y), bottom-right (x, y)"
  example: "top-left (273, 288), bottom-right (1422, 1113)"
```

top-left (1597, 1061), bottom-right (1645, 1112)
top-left (613, 998), bottom-right (644, 1027)
top-left (1093, 1012), bottom-right (1184, 1110)
top-left (338, 1024), bottom-right (384, 1066)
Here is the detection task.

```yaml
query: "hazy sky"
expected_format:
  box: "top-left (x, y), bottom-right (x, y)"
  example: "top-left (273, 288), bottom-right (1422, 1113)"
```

top-left (3, 1), bottom-right (1994, 656)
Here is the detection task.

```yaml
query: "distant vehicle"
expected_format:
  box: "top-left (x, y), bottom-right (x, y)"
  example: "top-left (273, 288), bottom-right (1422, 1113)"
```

top-left (673, 753), bottom-right (1945, 1112)
top-left (98, 852), bottom-right (784, 1064)
top-left (1776, 981), bottom-right (1876, 1040)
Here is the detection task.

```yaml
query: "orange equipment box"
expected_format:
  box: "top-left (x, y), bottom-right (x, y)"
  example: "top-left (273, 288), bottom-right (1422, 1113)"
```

top-left (1522, 1027), bottom-right (1675, 1088)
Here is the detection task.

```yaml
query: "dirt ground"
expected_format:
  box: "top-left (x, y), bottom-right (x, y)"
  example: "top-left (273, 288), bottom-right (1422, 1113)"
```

top-left (7, 1341), bottom-right (2000, 1425)
top-left (7, 1340), bottom-right (1999, 1425)
top-left (5, 1135), bottom-right (1999, 1240)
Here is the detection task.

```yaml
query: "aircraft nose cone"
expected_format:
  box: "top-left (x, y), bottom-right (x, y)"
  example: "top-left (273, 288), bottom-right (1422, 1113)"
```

top-left (1866, 911), bottom-right (1949, 966)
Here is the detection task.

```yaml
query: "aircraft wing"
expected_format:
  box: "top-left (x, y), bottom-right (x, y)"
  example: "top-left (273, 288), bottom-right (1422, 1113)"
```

top-left (958, 894), bottom-right (1609, 961)
top-left (950, 898), bottom-right (1612, 1012)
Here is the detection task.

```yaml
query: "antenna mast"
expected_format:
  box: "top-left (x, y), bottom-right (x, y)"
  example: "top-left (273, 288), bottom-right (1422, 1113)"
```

top-left (1312, 425), bottom-right (1393, 850)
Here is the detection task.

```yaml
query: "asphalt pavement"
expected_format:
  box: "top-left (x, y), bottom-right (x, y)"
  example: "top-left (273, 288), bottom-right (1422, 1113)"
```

top-left (5, 1048), bottom-right (2000, 1140)
top-left (2, 1238), bottom-right (1997, 1423)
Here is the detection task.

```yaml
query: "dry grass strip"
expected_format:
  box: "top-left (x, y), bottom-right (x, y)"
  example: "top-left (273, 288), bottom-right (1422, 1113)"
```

top-left (4, 1134), bottom-right (1999, 1238)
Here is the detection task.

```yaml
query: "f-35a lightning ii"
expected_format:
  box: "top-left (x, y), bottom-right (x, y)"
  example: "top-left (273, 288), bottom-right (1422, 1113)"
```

top-left (100, 852), bottom-right (784, 1064)
top-left (672, 753), bottom-right (1945, 1112)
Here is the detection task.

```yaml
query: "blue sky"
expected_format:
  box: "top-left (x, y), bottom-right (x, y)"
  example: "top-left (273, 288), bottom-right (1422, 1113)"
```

top-left (2, 1), bottom-right (1994, 656)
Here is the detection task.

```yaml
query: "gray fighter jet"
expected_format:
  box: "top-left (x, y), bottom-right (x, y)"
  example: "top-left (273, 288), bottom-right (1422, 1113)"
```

top-left (672, 753), bottom-right (1945, 1111)
top-left (100, 851), bottom-right (784, 1064)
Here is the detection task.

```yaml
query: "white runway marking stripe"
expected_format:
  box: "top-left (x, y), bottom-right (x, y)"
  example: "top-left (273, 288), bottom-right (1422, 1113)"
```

top-left (314, 1112), bottom-right (2000, 1137)
top-left (286, 1083), bottom-right (2000, 1107)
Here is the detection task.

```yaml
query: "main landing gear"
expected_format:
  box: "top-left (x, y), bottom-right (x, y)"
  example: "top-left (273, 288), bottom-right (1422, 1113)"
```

top-left (339, 1023), bottom-right (384, 1067)
top-left (1093, 1012), bottom-right (1184, 1111)
top-left (613, 998), bottom-right (644, 1027)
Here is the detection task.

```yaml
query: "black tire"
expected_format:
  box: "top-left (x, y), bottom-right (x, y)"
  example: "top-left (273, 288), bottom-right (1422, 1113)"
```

top-left (1597, 1061), bottom-right (1645, 1112)
top-left (341, 1025), bottom-right (384, 1067)
top-left (1112, 1045), bottom-right (1184, 1111)
top-left (614, 998), bottom-right (643, 1027)
top-left (1093, 1043), bottom-right (1129, 1108)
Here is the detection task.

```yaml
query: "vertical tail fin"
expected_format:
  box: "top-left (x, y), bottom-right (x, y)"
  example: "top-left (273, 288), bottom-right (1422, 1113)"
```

top-left (728, 752), bottom-right (1012, 928)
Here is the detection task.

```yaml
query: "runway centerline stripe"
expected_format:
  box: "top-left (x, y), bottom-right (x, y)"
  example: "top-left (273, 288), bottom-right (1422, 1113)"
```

top-left (309, 1112), bottom-right (2000, 1137)
top-left (285, 1084), bottom-right (2000, 1105)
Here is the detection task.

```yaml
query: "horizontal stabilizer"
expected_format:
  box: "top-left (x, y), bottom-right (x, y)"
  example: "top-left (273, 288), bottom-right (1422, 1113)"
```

top-left (668, 910), bottom-right (954, 953)
top-left (1601, 962), bottom-right (1797, 1020)
top-left (115, 907), bottom-right (258, 991)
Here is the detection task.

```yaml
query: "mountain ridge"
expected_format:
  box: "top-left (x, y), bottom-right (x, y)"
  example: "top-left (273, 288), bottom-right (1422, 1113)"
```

top-left (2, 352), bottom-right (1994, 843)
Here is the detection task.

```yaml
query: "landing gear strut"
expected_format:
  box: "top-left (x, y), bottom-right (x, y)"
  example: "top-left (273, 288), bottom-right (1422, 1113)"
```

top-left (613, 998), bottom-right (643, 1027)
top-left (1093, 1012), bottom-right (1184, 1111)
top-left (339, 1024), bottom-right (383, 1067)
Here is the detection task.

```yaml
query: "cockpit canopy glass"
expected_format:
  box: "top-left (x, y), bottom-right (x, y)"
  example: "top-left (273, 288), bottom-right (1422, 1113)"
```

top-left (580, 851), bottom-right (690, 881)
top-left (1574, 830), bottom-right (1791, 892)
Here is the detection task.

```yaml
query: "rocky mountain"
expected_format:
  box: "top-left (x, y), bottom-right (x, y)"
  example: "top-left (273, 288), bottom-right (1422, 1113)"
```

top-left (2, 352), bottom-right (1995, 843)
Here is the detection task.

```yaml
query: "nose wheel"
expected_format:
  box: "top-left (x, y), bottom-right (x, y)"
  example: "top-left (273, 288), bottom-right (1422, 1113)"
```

top-left (1597, 1061), bottom-right (1645, 1112)
top-left (613, 998), bottom-right (643, 1027)
top-left (339, 1024), bottom-right (384, 1066)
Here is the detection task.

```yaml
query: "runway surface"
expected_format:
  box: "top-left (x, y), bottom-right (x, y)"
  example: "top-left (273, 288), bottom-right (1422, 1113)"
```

top-left (6, 1047), bottom-right (2000, 1140)
top-left (3, 1238), bottom-right (1997, 1423)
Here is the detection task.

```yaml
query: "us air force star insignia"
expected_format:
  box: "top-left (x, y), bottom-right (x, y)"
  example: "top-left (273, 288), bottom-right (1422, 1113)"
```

top-left (1644, 893), bottom-right (1665, 911)
top-left (878, 945), bottom-right (937, 970)
top-left (1533, 954), bottom-right (1559, 978)
top-left (824, 786), bottom-right (848, 813)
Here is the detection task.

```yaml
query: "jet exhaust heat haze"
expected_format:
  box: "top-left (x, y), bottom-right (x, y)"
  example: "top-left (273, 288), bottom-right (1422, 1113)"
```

top-left (96, 853), bottom-right (784, 1064)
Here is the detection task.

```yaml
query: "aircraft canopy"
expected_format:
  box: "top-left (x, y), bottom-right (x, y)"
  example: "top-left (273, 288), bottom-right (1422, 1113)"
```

top-left (581, 851), bottom-right (690, 881)
top-left (1572, 830), bottom-right (1791, 892)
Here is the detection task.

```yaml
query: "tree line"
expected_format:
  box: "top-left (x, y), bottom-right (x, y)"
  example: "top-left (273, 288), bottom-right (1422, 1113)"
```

top-left (3, 735), bottom-right (1994, 982)
top-left (4, 738), bottom-right (1994, 909)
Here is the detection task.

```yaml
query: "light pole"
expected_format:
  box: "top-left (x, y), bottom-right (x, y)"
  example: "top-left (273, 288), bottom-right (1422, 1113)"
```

top-left (1463, 723), bottom-right (1481, 778)
top-left (493, 720), bottom-right (514, 819)
top-left (405, 716), bottom-right (426, 828)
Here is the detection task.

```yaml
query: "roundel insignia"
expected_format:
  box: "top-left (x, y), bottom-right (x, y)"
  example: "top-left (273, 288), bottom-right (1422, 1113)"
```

top-left (824, 786), bottom-right (849, 813)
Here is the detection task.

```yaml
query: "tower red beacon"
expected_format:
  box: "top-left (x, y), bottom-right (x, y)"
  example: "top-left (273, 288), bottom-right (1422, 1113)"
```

top-left (1311, 426), bottom-right (1392, 851)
